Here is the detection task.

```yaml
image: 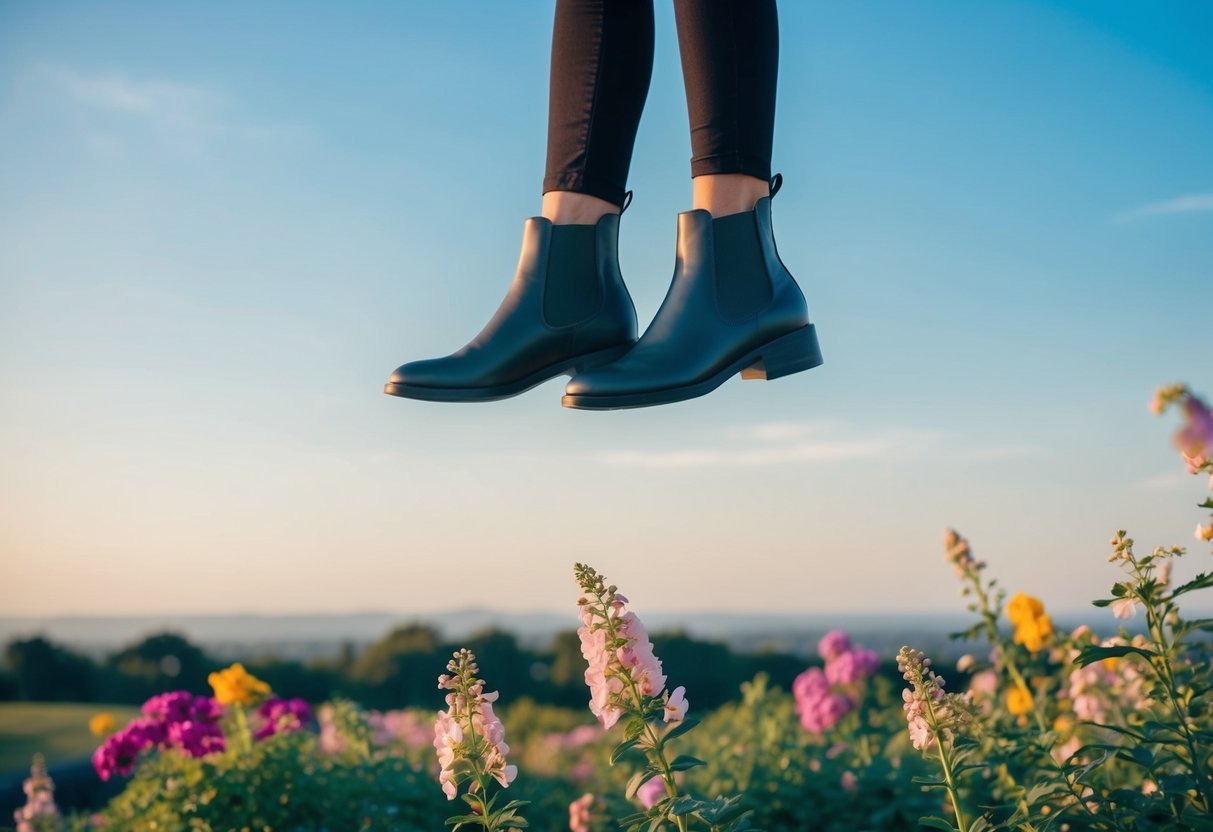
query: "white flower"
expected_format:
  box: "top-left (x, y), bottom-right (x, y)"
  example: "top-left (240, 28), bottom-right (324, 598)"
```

top-left (663, 687), bottom-right (688, 724)
top-left (1111, 597), bottom-right (1138, 620)
top-left (1156, 559), bottom-right (1173, 586)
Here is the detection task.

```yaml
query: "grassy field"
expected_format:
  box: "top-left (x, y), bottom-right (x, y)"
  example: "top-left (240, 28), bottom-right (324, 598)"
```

top-left (0, 702), bottom-right (140, 776)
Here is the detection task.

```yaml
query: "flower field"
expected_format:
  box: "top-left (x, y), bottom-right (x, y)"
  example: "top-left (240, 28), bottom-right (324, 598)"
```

top-left (10, 385), bottom-right (1213, 832)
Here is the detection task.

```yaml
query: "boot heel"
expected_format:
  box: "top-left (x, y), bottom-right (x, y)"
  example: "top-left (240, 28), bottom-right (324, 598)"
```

top-left (740, 324), bottom-right (823, 381)
top-left (571, 342), bottom-right (633, 374)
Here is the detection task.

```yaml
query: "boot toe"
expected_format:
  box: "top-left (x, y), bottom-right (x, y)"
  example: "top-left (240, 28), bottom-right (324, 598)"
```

top-left (566, 364), bottom-right (645, 397)
top-left (389, 357), bottom-right (450, 388)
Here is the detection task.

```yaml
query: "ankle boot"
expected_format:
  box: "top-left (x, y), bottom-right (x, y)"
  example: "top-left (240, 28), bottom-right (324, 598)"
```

top-left (384, 211), bottom-right (638, 402)
top-left (562, 175), bottom-right (822, 410)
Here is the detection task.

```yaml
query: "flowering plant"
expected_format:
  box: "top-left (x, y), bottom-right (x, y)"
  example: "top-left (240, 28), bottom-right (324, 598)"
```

top-left (434, 648), bottom-right (527, 831)
top-left (897, 647), bottom-right (982, 832)
top-left (574, 562), bottom-right (754, 832)
top-left (13, 754), bottom-right (60, 832)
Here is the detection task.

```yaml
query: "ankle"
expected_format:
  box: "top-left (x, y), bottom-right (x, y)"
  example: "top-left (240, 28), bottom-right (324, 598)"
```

top-left (691, 173), bottom-right (770, 217)
top-left (542, 191), bottom-right (619, 225)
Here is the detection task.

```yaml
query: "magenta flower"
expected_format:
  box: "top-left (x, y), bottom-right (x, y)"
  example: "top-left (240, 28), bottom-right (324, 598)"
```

top-left (254, 697), bottom-right (313, 741)
top-left (1176, 395), bottom-right (1213, 459)
top-left (93, 691), bottom-right (227, 780)
top-left (92, 718), bottom-right (165, 781)
top-left (817, 630), bottom-right (852, 662)
top-left (793, 667), bottom-right (853, 733)
top-left (825, 648), bottom-right (880, 686)
top-left (795, 633), bottom-right (879, 735)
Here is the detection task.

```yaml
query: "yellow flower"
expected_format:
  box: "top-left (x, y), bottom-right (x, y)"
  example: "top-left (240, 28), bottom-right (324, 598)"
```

top-left (208, 662), bottom-right (270, 706)
top-left (1007, 592), bottom-right (1053, 653)
top-left (89, 712), bottom-right (117, 737)
top-left (1006, 685), bottom-right (1034, 716)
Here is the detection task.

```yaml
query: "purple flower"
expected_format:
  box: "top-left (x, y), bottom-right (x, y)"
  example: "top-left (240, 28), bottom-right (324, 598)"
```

top-left (1176, 396), bottom-right (1213, 459)
top-left (93, 691), bottom-right (227, 780)
top-left (825, 649), bottom-right (880, 686)
top-left (793, 667), bottom-right (829, 701)
top-left (793, 667), bottom-right (853, 733)
top-left (254, 697), bottom-right (313, 741)
top-left (143, 691), bottom-right (223, 725)
top-left (817, 630), bottom-right (852, 662)
top-left (166, 719), bottom-right (226, 757)
top-left (797, 690), bottom-right (853, 733)
top-left (92, 718), bottom-right (165, 781)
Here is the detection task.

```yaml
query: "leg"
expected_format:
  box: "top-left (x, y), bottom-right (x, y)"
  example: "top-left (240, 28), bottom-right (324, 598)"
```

top-left (543, 0), bottom-right (655, 224)
top-left (564, 0), bottom-right (822, 409)
top-left (674, 0), bottom-right (779, 216)
top-left (385, 1), bottom-right (652, 402)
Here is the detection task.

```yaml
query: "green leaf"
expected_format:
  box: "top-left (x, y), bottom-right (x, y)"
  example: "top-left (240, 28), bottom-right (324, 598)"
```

top-left (625, 770), bottom-right (652, 799)
top-left (911, 776), bottom-right (948, 787)
top-left (919, 817), bottom-right (956, 831)
top-left (662, 716), bottom-right (700, 743)
top-left (668, 754), bottom-right (706, 772)
top-left (611, 739), bottom-right (640, 765)
top-left (1074, 644), bottom-right (1156, 668)
top-left (1172, 571), bottom-right (1213, 598)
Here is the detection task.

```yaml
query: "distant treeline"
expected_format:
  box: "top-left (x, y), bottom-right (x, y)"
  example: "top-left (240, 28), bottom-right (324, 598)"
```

top-left (0, 625), bottom-right (826, 711)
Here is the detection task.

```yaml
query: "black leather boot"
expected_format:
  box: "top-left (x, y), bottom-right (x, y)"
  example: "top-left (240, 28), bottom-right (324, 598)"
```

top-left (562, 175), bottom-right (821, 410)
top-left (385, 210), bottom-right (638, 402)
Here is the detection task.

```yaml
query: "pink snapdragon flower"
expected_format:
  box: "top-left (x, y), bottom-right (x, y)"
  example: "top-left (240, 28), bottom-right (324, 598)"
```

top-left (575, 569), bottom-right (684, 730)
top-left (663, 687), bottom-right (688, 724)
top-left (13, 755), bottom-right (59, 832)
top-left (897, 646), bottom-right (977, 752)
top-left (636, 776), bottom-right (667, 810)
top-left (569, 793), bottom-right (594, 832)
top-left (616, 612), bottom-right (667, 697)
top-left (1153, 384), bottom-right (1213, 462)
top-left (433, 649), bottom-right (518, 804)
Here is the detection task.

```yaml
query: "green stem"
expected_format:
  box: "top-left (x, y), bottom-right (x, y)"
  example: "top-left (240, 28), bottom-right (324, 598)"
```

top-left (1141, 588), bottom-right (1212, 814)
top-left (234, 705), bottom-right (253, 755)
top-left (924, 694), bottom-right (969, 832)
top-left (461, 693), bottom-right (500, 832)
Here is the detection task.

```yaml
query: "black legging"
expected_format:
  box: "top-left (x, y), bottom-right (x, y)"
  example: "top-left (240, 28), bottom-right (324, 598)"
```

top-left (543, 0), bottom-right (779, 208)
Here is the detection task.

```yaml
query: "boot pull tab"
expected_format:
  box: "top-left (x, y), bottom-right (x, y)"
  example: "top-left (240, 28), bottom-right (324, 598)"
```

top-left (768, 173), bottom-right (783, 199)
top-left (620, 190), bottom-right (634, 214)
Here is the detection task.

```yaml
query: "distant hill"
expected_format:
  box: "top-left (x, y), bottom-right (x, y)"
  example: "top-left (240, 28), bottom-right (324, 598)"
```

top-left (0, 609), bottom-right (1101, 662)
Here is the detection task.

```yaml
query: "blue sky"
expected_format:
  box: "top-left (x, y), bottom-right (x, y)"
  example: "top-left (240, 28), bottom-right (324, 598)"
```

top-left (1, 1), bottom-right (1210, 621)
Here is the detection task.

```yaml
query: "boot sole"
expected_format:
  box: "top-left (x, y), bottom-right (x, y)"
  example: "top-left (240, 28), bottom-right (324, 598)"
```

top-left (384, 342), bottom-right (633, 403)
top-left (561, 324), bottom-right (822, 411)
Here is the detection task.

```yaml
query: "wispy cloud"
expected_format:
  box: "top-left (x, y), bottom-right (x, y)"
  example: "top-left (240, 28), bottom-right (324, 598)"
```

top-left (33, 62), bottom-right (307, 154)
top-left (1114, 194), bottom-right (1213, 223)
top-left (594, 421), bottom-right (1035, 470)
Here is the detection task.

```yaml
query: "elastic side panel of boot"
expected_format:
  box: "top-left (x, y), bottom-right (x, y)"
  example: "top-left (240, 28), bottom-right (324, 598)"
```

top-left (712, 211), bottom-right (774, 320)
top-left (544, 224), bottom-right (603, 328)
